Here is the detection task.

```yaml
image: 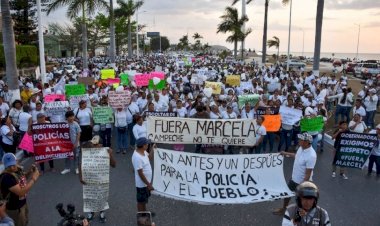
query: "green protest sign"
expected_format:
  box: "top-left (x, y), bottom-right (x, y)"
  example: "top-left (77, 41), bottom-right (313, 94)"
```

top-left (120, 73), bottom-right (129, 85)
top-left (300, 116), bottom-right (324, 132)
top-left (238, 94), bottom-right (260, 108)
top-left (148, 79), bottom-right (166, 90)
top-left (93, 107), bottom-right (114, 124)
top-left (65, 84), bottom-right (86, 98)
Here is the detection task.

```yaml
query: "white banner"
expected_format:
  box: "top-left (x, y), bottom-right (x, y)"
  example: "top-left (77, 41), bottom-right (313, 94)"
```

top-left (81, 148), bottom-right (110, 184)
top-left (69, 94), bottom-right (90, 110)
top-left (279, 106), bottom-right (303, 126)
top-left (82, 148), bottom-right (110, 212)
top-left (153, 149), bottom-right (294, 204)
top-left (44, 101), bottom-right (69, 117)
top-left (108, 91), bottom-right (131, 109)
top-left (147, 117), bottom-right (257, 146)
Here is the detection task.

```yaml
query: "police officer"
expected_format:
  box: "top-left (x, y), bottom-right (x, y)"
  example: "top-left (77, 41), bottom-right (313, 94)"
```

top-left (282, 181), bottom-right (331, 226)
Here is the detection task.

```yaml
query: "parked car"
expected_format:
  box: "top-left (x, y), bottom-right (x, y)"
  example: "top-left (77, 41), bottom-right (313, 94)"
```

top-left (346, 62), bottom-right (357, 74)
top-left (282, 59), bottom-right (306, 68)
top-left (354, 63), bottom-right (380, 78)
top-left (320, 57), bottom-right (331, 62)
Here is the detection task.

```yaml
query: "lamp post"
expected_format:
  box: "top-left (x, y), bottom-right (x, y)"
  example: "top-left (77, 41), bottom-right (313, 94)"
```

top-left (286, 0), bottom-right (293, 71)
top-left (37, 0), bottom-right (46, 83)
top-left (354, 23), bottom-right (360, 60)
top-left (136, 10), bottom-right (147, 59)
top-left (300, 28), bottom-right (305, 57)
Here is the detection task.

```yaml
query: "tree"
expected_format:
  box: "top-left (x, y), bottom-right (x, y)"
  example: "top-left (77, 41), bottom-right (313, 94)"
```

top-left (48, 22), bottom-right (81, 56)
top-left (10, 0), bottom-right (38, 45)
top-left (1, 0), bottom-right (21, 101)
top-left (114, 0), bottom-right (144, 58)
top-left (261, 0), bottom-right (290, 63)
top-left (267, 36), bottom-right (280, 61)
top-left (86, 15), bottom-right (110, 56)
top-left (177, 35), bottom-right (189, 50)
top-left (217, 6), bottom-right (251, 59)
top-left (232, 0), bottom-right (253, 59)
top-left (46, 0), bottom-right (109, 69)
top-left (312, 0), bottom-right (324, 76)
top-left (192, 32), bottom-right (203, 51)
top-left (150, 36), bottom-right (169, 52)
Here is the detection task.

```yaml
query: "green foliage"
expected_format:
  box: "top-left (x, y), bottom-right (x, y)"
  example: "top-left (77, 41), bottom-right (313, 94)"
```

top-left (0, 45), bottom-right (38, 68)
top-left (150, 36), bottom-right (170, 52)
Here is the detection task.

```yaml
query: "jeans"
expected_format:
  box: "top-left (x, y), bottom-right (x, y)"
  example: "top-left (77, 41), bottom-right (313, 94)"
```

top-left (263, 133), bottom-right (275, 153)
top-left (117, 128), bottom-right (128, 151)
top-left (64, 147), bottom-right (80, 170)
top-left (334, 105), bottom-right (346, 125)
top-left (255, 140), bottom-right (265, 154)
top-left (368, 155), bottom-right (380, 175)
top-left (39, 160), bottom-right (54, 172)
top-left (292, 127), bottom-right (301, 146)
top-left (278, 129), bottom-right (293, 152)
top-left (311, 134), bottom-right (319, 152)
top-left (365, 110), bottom-right (376, 129)
top-left (100, 128), bottom-right (112, 147)
top-left (128, 122), bottom-right (136, 146)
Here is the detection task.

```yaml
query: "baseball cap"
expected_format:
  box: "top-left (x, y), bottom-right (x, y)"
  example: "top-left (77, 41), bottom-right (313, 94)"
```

top-left (90, 135), bottom-right (100, 145)
top-left (297, 132), bottom-right (313, 143)
top-left (2, 153), bottom-right (17, 168)
top-left (136, 137), bottom-right (151, 146)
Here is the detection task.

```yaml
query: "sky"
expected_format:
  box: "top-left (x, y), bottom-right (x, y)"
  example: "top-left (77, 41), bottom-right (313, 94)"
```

top-left (42, 0), bottom-right (380, 54)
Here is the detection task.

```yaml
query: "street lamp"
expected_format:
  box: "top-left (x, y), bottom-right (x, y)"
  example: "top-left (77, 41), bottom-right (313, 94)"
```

top-left (286, 0), bottom-right (293, 71)
top-left (299, 28), bottom-right (305, 57)
top-left (37, 0), bottom-right (46, 83)
top-left (354, 23), bottom-right (360, 60)
top-left (136, 10), bottom-right (147, 59)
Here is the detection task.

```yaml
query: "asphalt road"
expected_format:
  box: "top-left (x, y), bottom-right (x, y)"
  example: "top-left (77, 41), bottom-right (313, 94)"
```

top-left (23, 134), bottom-right (380, 226)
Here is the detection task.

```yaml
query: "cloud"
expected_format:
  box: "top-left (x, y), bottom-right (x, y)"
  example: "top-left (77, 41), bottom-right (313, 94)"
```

top-left (326, 0), bottom-right (380, 10)
top-left (363, 21), bottom-right (380, 28)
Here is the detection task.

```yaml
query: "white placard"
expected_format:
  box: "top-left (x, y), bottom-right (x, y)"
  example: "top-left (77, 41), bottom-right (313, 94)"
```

top-left (152, 149), bottom-right (294, 204)
top-left (69, 94), bottom-right (90, 110)
top-left (44, 101), bottom-right (69, 116)
top-left (83, 184), bottom-right (110, 212)
top-left (147, 117), bottom-right (257, 146)
top-left (81, 148), bottom-right (110, 184)
top-left (279, 106), bottom-right (303, 126)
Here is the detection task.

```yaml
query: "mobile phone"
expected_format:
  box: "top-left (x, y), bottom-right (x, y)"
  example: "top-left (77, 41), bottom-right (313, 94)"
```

top-left (137, 211), bottom-right (152, 226)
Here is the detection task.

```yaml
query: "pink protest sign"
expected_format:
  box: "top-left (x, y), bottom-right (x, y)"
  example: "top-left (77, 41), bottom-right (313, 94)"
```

top-left (44, 94), bottom-right (66, 102)
top-left (150, 72), bottom-right (165, 79)
top-left (106, 78), bottom-right (120, 85)
top-left (18, 133), bottom-right (34, 153)
top-left (134, 74), bottom-right (150, 86)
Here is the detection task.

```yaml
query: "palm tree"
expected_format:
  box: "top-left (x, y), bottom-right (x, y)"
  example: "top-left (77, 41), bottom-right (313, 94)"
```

top-left (217, 7), bottom-right (251, 59)
top-left (46, 0), bottom-right (108, 69)
top-left (192, 32), bottom-right (203, 40)
top-left (114, 0), bottom-right (144, 58)
top-left (192, 32), bottom-right (203, 51)
top-left (312, 0), bottom-right (324, 75)
top-left (261, 0), bottom-right (290, 64)
top-left (232, 0), bottom-right (253, 59)
top-left (178, 35), bottom-right (189, 50)
top-left (1, 0), bottom-right (20, 101)
top-left (267, 36), bottom-right (280, 61)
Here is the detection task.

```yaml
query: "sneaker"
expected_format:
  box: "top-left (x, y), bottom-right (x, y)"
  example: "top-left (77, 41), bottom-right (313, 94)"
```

top-left (99, 211), bottom-right (106, 223)
top-left (75, 168), bottom-right (79, 175)
top-left (332, 172), bottom-right (336, 178)
top-left (341, 173), bottom-right (348, 180)
top-left (272, 207), bottom-right (286, 215)
top-left (61, 169), bottom-right (70, 175)
top-left (87, 212), bottom-right (94, 221)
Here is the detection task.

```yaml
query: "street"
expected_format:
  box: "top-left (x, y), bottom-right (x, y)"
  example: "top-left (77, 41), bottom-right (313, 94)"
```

top-left (25, 138), bottom-right (380, 226)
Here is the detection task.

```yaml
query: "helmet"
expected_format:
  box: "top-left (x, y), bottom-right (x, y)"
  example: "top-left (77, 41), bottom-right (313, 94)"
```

top-left (296, 181), bottom-right (319, 208)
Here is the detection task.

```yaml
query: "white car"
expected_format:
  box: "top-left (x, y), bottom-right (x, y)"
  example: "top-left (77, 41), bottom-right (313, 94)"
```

top-left (354, 63), bottom-right (380, 78)
top-left (282, 59), bottom-right (306, 68)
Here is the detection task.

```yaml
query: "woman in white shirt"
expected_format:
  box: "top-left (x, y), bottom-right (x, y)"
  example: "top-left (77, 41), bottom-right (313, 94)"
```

top-left (8, 100), bottom-right (23, 130)
top-left (363, 89), bottom-right (378, 129)
top-left (349, 113), bottom-right (367, 133)
top-left (173, 101), bottom-right (187, 151)
top-left (115, 108), bottom-right (128, 154)
top-left (74, 100), bottom-right (93, 142)
top-left (254, 116), bottom-right (267, 154)
top-left (0, 117), bottom-right (17, 153)
top-left (222, 106), bottom-right (237, 119)
top-left (133, 115), bottom-right (147, 140)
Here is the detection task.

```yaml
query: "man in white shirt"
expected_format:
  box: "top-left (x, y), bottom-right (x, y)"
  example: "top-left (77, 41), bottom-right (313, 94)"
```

top-left (0, 97), bottom-right (9, 118)
top-left (352, 99), bottom-right (366, 119)
top-left (364, 89), bottom-right (378, 129)
top-left (367, 124), bottom-right (380, 178)
top-left (273, 132), bottom-right (317, 215)
top-left (127, 96), bottom-right (140, 148)
top-left (152, 93), bottom-right (169, 112)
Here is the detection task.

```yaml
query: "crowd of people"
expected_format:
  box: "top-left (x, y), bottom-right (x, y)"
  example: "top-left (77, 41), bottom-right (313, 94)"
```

top-left (0, 53), bottom-right (378, 225)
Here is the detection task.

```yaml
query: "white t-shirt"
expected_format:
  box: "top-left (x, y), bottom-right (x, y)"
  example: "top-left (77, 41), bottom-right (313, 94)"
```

top-left (31, 109), bottom-right (44, 123)
top-left (241, 109), bottom-right (255, 119)
top-left (126, 103), bottom-right (140, 124)
top-left (291, 146), bottom-right (317, 184)
top-left (115, 110), bottom-right (128, 127)
top-left (75, 108), bottom-right (92, 126)
top-left (1, 125), bottom-right (16, 145)
top-left (209, 111), bottom-right (222, 119)
top-left (352, 106), bottom-right (366, 118)
top-left (348, 121), bottom-right (367, 133)
top-left (174, 107), bottom-right (187, 118)
top-left (18, 112), bottom-right (31, 132)
top-left (364, 95), bottom-right (378, 112)
top-left (132, 151), bottom-right (152, 188)
top-left (152, 99), bottom-right (169, 112)
top-left (222, 111), bottom-right (237, 119)
top-left (0, 103), bottom-right (9, 118)
top-left (255, 125), bottom-right (267, 141)
top-left (133, 123), bottom-right (147, 140)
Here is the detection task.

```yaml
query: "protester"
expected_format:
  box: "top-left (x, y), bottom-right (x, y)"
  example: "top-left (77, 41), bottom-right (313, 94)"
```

top-left (36, 113), bottom-right (55, 174)
top-left (282, 181), bottom-right (331, 226)
top-left (367, 124), bottom-right (380, 178)
top-left (8, 100), bottom-right (23, 131)
top-left (331, 120), bottom-right (349, 179)
top-left (61, 111), bottom-right (81, 175)
top-left (0, 153), bottom-right (40, 226)
top-left (115, 108), bottom-right (128, 154)
top-left (0, 117), bottom-right (17, 154)
top-left (79, 135), bottom-right (116, 223)
top-left (132, 137), bottom-right (154, 212)
top-left (348, 113), bottom-right (367, 133)
top-left (273, 132), bottom-right (317, 215)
